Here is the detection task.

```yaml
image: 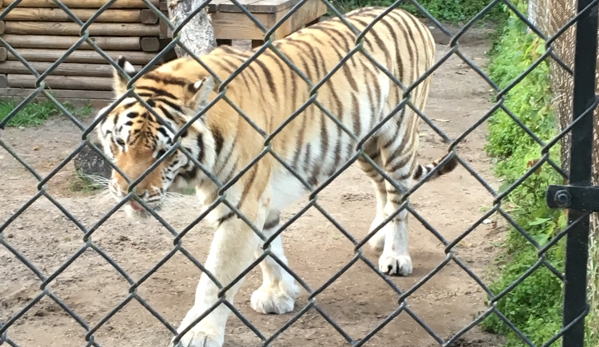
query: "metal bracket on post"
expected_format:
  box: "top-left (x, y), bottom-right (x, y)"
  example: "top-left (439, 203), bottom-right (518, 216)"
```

top-left (546, 185), bottom-right (599, 211)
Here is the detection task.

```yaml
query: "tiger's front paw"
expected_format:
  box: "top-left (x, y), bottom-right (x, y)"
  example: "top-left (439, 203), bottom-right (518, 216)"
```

top-left (168, 329), bottom-right (223, 347)
top-left (251, 282), bottom-right (299, 315)
top-left (379, 253), bottom-right (413, 276)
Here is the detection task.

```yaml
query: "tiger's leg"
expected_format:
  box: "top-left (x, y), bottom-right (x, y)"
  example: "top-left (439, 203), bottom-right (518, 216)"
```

top-left (377, 124), bottom-right (418, 276)
top-left (172, 193), bottom-right (269, 347)
top-left (357, 139), bottom-right (388, 251)
top-left (250, 210), bottom-right (300, 315)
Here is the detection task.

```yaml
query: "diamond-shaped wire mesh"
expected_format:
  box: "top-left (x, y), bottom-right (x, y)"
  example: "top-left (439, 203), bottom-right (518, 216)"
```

top-left (0, 0), bottom-right (596, 346)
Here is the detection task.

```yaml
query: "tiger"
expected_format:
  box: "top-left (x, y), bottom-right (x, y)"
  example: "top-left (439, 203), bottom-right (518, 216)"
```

top-left (94, 6), bottom-right (457, 347)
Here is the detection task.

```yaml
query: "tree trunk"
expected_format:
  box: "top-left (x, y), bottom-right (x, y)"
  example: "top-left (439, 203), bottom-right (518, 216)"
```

top-left (167, 0), bottom-right (216, 58)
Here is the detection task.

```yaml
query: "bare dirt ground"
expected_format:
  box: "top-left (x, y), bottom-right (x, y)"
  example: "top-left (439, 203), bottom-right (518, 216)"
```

top-left (1, 26), bottom-right (507, 347)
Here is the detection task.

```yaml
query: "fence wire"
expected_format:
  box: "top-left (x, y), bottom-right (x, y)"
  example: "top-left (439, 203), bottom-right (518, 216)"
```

top-left (0, 0), bottom-right (596, 346)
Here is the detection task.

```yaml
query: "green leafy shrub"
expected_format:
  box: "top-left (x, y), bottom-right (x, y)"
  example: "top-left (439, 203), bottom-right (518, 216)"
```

top-left (482, 1), bottom-right (570, 346)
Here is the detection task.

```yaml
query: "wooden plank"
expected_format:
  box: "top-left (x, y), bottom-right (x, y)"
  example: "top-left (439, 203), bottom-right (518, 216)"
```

top-left (0, 61), bottom-right (143, 77)
top-left (3, 0), bottom-right (159, 8)
top-left (8, 49), bottom-right (157, 64)
top-left (7, 74), bottom-right (113, 90)
top-left (0, 20), bottom-right (4, 34)
top-left (205, 0), bottom-right (302, 13)
top-left (1, 8), bottom-right (143, 22)
top-left (0, 87), bottom-right (113, 108)
top-left (4, 21), bottom-right (160, 36)
top-left (247, 0), bottom-right (300, 12)
top-left (281, 0), bottom-right (326, 34)
top-left (0, 74), bottom-right (7, 88)
top-left (3, 35), bottom-right (141, 50)
top-left (209, 12), bottom-right (279, 41)
top-left (206, 0), bottom-right (265, 13)
top-left (175, 0), bottom-right (326, 41)
top-left (0, 47), bottom-right (6, 62)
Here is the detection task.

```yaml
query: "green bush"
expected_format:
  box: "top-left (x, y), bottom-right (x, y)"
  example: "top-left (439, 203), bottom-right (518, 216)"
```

top-left (330, 0), bottom-right (506, 22)
top-left (482, 1), bottom-right (569, 346)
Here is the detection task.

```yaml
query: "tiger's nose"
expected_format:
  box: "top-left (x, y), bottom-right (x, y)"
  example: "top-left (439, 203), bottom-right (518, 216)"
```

top-left (111, 180), bottom-right (147, 198)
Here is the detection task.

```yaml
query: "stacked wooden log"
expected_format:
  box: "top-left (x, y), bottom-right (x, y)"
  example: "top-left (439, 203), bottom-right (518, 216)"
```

top-left (0, 0), bottom-right (172, 106)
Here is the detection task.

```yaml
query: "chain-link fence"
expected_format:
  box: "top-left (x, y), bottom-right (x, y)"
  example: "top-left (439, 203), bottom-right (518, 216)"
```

top-left (0, 0), bottom-right (597, 346)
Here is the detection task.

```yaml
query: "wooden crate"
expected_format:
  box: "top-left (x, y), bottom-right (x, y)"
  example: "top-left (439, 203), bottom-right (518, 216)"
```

top-left (0, 0), bottom-right (170, 106)
top-left (159, 0), bottom-right (327, 47)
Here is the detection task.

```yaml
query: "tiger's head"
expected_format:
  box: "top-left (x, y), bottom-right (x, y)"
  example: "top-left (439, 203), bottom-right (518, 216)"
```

top-left (94, 56), bottom-right (216, 217)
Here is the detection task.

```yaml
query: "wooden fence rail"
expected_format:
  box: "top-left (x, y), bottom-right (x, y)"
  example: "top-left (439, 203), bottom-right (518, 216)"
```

top-left (0, 0), bottom-right (166, 107)
top-left (0, 0), bottom-right (326, 107)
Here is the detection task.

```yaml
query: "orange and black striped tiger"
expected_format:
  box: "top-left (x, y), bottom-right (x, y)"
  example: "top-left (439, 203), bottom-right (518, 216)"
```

top-left (95, 6), bottom-right (457, 347)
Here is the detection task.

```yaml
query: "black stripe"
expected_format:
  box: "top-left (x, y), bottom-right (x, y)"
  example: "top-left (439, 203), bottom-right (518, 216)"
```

top-left (218, 45), bottom-right (237, 54)
top-left (211, 60), bottom-right (234, 75)
top-left (178, 165), bottom-right (198, 181)
top-left (328, 87), bottom-right (344, 170)
top-left (220, 134), bottom-right (237, 176)
top-left (217, 211), bottom-right (235, 226)
top-left (254, 59), bottom-right (277, 101)
top-left (291, 108), bottom-right (309, 168)
top-left (238, 164), bottom-right (258, 209)
top-left (388, 152), bottom-right (412, 174)
top-left (403, 13), bottom-right (430, 69)
top-left (136, 86), bottom-right (178, 100)
top-left (118, 101), bottom-right (138, 111)
top-left (382, 109), bottom-right (406, 149)
top-left (157, 105), bottom-right (175, 121)
top-left (197, 133), bottom-right (205, 164)
top-left (212, 127), bottom-right (224, 157)
top-left (287, 40), bottom-right (314, 82)
top-left (155, 98), bottom-right (183, 114)
top-left (390, 14), bottom-right (415, 82)
top-left (354, 18), bottom-right (390, 61)
top-left (143, 73), bottom-right (189, 86)
top-left (156, 126), bottom-right (169, 138)
top-left (383, 14), bottom-right (407, 83)
top-left (303, 143), bottom-right (312, 173)
top-left (351, 93), bottom-right (361, 137)
top-left (264, 50), bottom-right (287, 123)
top-left (223, 158), bottom-right (239, 183)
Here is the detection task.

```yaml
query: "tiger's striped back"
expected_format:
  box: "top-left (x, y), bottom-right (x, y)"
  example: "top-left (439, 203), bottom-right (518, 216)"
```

top-left (142, 7), bottom-right (441, 199)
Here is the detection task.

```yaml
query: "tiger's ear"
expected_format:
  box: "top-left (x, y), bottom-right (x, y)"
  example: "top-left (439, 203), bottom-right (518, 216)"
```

top-left (113, 56), bottom-right (136, 97)
top-left (187, 76), bottom-right (215, 111)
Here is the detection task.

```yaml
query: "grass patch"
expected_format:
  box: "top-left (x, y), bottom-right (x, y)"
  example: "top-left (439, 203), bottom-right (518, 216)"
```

top-left (481, 1), bottom-right (573, 346)
top-left (68, 170), bottom-right (105, 194)
top-left (0, 97), bottom-right (93, 128)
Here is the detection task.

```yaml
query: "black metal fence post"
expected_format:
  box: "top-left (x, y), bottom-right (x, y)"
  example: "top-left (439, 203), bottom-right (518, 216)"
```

top-left (561, 0), bottom-right (598, 345)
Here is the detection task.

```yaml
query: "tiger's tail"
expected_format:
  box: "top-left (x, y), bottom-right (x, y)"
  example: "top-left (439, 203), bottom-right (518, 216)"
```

top-left (413, 152), bottom-right (458, 182)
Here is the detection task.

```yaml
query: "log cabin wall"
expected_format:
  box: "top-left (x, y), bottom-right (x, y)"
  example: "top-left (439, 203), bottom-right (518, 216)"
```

top-left (0, 0), bottom-right (175, 107)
